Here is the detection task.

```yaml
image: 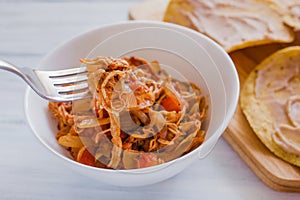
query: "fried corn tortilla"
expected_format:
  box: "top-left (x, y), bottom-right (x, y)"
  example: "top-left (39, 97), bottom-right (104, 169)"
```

top-left (241, 46), bottom-right (300, 167)
top-left (129, 0), bottom-right (170, 21)
top-left (163, 0), bottom-right (294, 52)
top-left (271, 0), bottom-right (300, 31)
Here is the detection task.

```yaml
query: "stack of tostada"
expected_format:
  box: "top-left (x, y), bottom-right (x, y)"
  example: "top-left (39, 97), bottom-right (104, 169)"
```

top-left (163, 0), bottom-right (299, 52)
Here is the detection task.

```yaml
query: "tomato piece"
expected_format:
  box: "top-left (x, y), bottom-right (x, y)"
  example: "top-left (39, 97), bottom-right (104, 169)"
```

top-left (77, 148), bottom-right (95, 167)
top-left (160, 96), bottom-right (181, 112)
top-left (137, 153), bottom-right (158, 168)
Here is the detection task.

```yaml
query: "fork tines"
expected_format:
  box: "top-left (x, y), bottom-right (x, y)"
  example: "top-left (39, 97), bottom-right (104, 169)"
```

top-left (36, 67), bottom-right (91, 101)
top-left (49, 67), bottom-right (88, 94)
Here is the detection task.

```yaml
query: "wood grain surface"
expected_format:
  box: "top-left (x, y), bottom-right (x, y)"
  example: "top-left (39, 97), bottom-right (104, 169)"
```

top-left (130, 0), bottom-right (300, 192)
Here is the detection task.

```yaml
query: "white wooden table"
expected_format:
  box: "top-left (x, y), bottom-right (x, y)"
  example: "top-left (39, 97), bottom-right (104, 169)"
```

top-left (0, 1), bottom-right (299, 199)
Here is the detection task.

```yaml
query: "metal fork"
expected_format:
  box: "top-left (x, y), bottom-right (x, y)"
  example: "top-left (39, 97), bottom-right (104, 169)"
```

top-left (0, 60), bottom-right (90, 101)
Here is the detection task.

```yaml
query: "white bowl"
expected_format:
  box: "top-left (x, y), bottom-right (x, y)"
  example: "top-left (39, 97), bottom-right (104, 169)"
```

top-left (24, 21), bottom-right (239, 187)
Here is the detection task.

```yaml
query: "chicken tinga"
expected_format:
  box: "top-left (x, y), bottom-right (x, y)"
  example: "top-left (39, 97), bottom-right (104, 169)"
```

top-left (49, 56), bottom-right (208, 169)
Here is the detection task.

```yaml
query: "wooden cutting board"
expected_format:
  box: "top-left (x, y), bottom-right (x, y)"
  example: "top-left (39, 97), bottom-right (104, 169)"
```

top-left (129, 0), bottom-right (300, 192)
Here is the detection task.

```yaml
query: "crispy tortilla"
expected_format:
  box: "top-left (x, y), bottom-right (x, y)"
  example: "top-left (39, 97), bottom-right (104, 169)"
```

top-left (271, 0), bottom-right (300, 31)
top-left (241, 46), bottom-right (300, 167)
top-left (163, 0), bottom-right (294, 52)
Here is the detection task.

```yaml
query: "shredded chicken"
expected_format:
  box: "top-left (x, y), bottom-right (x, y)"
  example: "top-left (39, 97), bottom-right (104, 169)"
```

top-left (48, 56), bottom-right (208, 169)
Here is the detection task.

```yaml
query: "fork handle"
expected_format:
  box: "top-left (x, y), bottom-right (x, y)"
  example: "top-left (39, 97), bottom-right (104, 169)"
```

top-left (0, 59), bottom-right (26, 79)
top-left (0, 59), bottom-right (53, 100)
top-left (0, 59), bottom-right (39, 95)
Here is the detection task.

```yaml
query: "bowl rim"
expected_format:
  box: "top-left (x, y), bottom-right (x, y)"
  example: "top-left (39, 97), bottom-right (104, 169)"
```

top-left (24, 20), bottom-right (240, 174)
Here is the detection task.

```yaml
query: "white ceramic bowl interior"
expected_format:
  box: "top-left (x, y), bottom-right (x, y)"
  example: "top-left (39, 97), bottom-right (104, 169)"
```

top-left (24, 21), bottom-right (239, 187)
